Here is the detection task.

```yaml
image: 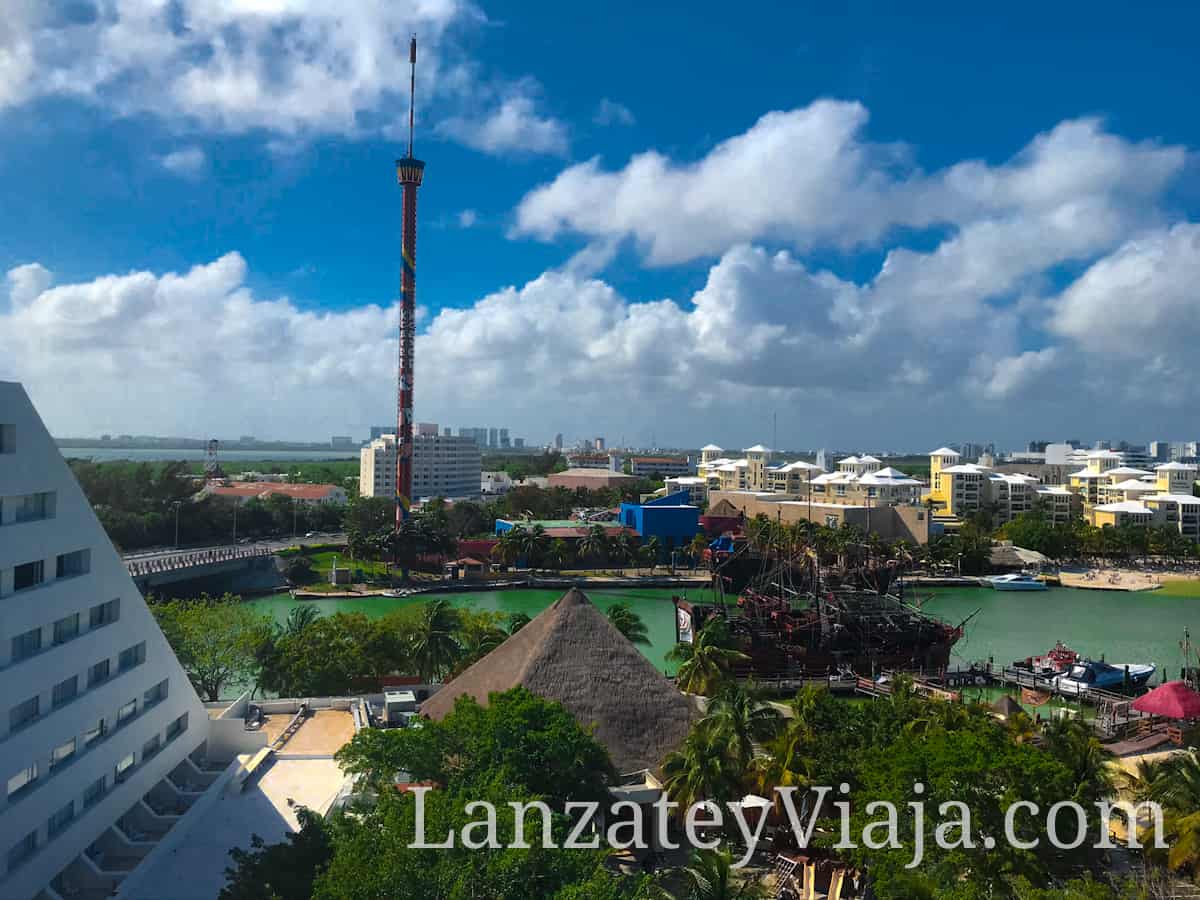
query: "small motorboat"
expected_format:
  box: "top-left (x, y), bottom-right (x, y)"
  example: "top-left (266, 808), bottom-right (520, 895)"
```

top-left (986, 573), bottom-right (1048, 591)
top-left (1015, 641), bottom-right (1080, 676)
top-left (1054, 659), bottom-right (1156, 695)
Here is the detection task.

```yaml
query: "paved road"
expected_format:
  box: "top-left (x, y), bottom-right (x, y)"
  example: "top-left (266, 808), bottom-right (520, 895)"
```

top-left (122, 532), bottom-right (346, 562)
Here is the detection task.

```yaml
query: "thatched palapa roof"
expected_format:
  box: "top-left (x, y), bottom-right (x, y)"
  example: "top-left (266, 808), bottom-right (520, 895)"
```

top-left (990, 694), bottom-right (1024, 718)
top-left (419, 587), bottom-right (696, 773)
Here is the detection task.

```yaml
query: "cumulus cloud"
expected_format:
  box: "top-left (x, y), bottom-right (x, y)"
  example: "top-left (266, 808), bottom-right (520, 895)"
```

top-left (5, 227), bottom-right (1197, 447)
top-left (159, 146), bottom-right (206, 177)
top-left (0, 1), bottom-right (560, 159)
top-left (593, 98), bottom-right (635, 126)
top-left (514, 105), bottom-right (1185, 265)
top-left (436, 94), bottom-right (568, 157)
top-left (1050, 223), bottom-right (1200, 355)
top-left (457, 209), bottom-right (479, 228)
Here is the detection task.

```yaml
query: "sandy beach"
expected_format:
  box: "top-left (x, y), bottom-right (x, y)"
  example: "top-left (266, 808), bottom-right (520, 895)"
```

top-left (1059, 566), bottom-right (1200, 593)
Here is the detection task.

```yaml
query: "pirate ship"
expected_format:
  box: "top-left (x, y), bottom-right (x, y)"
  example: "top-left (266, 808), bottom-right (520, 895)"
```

top-left (676, 537), bottom-right (968, 678)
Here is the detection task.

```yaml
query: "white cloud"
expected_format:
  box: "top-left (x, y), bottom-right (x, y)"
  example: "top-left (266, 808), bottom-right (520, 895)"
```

top-left (514, 105), bottom-right (1185, 265)
top-left (457, 209), bottom-right (479, 228)
top-left (1050, 223), bottom-right (1200, 356)
top-left (0, 1), bottom-right (558, 158)
top-left (159, 146), bottom-right (206, 177)
top-left (6, 228), bottom-right (1197, 447)
top-left (593, 98), bottom-right (634, 126)
top-left (436, 94), bottom-right (568, 157)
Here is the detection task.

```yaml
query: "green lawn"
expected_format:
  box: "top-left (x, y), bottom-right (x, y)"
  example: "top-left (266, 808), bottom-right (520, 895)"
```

top-left (1158, 578), bottom-right (1200, 598)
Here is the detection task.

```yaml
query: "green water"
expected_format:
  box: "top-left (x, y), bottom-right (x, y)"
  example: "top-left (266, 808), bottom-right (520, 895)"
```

top-left (247, 583), bottom-right (1200, 683)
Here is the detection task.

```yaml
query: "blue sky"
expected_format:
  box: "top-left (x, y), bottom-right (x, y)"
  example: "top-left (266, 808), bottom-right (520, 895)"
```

top-left (2, 1), bottom-right (1199, 450)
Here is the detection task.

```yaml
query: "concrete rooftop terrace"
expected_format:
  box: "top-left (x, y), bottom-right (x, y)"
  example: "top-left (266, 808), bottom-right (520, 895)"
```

top-left (117, 711), bottom-right (355, 900)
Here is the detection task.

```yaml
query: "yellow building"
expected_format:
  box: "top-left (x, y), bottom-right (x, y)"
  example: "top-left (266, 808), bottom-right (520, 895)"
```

top-left (1088, 500), bottom-right (1154, 529)
top-left (926, 447), bottom-right (962, 516)
top-left (1145, 494), bottom-right (1200, 541)
top-left (1155, 462), bottom-right (1199, 495)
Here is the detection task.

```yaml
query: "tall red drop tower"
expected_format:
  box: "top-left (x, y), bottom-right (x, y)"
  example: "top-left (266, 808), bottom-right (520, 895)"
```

top-left (395, 36), bottom-right (424, 528)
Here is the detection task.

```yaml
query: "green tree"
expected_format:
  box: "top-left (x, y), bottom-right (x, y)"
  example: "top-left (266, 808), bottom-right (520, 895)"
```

top-left (335, 687), bottom-right (615, 802)
top-left (605, 602), bottom-right (650, 645)
top-left (578, 524), bottom-right (610, 567)
top-left (662, 721), bottom-right (740, 811)
top-left (151, 594), bottom-right (271, 701)
top-left (409, 598), bottom-right (463, 683)
top-left (681, 847), bottom-right (768, 900)
top-left (667, 619), bottom-right (749, 696)
top-left (219, 808), bottom-right (332, 900)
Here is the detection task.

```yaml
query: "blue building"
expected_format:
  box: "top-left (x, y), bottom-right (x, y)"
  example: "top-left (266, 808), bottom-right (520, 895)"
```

top-left (617, 491), bottom-right (701, 559)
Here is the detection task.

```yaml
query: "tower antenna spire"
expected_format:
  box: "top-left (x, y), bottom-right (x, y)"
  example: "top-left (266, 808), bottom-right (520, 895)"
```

top-left (407, 35), bottom-right (416, 159)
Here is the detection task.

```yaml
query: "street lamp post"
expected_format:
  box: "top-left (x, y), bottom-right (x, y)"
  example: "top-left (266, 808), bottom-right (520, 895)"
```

top-left (172, 501), bottom-right (182, 548)
top-left (232, 502), bottom-right (238, 543)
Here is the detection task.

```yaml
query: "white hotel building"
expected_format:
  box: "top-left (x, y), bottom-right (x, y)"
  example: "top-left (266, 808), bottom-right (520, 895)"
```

top-left (1, 382), bottom-right (207, 900)
top-left (360, 426), bottom-right (482, 502)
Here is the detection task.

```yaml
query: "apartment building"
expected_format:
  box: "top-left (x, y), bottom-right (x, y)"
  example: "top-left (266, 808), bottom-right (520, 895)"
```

top-left (663, 476), bottom-right (708, 506)
top-left (0, 382), bottom-right (207, 899)
top-left (628, 455), bottom-right (693, 478)
top-left (360, 429), bottom-right (482, 502)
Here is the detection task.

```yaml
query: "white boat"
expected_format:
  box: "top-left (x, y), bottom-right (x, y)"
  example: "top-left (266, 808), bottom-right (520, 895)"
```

top-left (1054, 660), bottom-right (1156, 695)
top-left (986, 573), bottom-right (1048, 591)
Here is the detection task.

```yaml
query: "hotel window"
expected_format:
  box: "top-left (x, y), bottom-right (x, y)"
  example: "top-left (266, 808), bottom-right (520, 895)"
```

top-left (144, 679), bottom-right (168, 708)
top-left (48, 800), bottom-right (75, 837)
top-left (114, 753), bottom-right (135, 783)
top-left (117, 698), bottom-right (137, 725)
top-left (142, 734), bottom-right (161, 760)
top-left (15, 491), bottom-right (55, 523)
top-left (50, 737), bottom-right (76, 771)
top-left (9, 695), bottom-right (40, 731)
top-left (6, 762), bottom-right (38, 798)
top-left (90, 598), bottom-right (120, 629)
top-left (7, 830), bottom-right (37, 870)
top-left (83, 719), bottom-right (107, 747)
top-left (166, 712), bottom-right (188, 741)
top-left (56, 548), bottom-right (91, 578)
top-left (118, 641), bottom-right (146, 672)
top-left (10, 626), bottom-right (42, 662)
top-left (13, 559), bottom-right (44, 591)
top-left (82, 776), bottom-right (105, 808)
top-left (52, 675), bottom-right (78, 709)
top-left (0, 424), bottom-right (14, 454)
top-left (88, 658), bottom-right (111, 687)
top-left (53, 612), bottom-right (80, 645)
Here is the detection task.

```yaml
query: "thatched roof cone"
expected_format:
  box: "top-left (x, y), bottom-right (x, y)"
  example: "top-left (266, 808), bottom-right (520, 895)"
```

top-left (990, 694), bottom-right (1024, 718)
top-left (419, 586), bottom-right (696, 773)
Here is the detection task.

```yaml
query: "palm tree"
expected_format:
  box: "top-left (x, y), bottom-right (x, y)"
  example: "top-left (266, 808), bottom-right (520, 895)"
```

top-left (645, 535), bottom-right (662, 567)
top-left (606, 602), bottom-right (650, 645)
top-left (668, 619), bottom-right (749, 696)
top-left (689, 533), bottom-right (710, 568)
top-left (544, 538), bottom-right (572, 572)
top-left (701, 682), bottom-right (782, 773)
top-left (662, 722), bottom-right (740, 812)
top-left (1141, 751), bottom-right (1200, 876)
top-left (1042, 717), bottom-right (1115, 807)
top-left (491, 529), bottom-right (521, 569)
top-left (410, 598), bottom-right (462, 682)
top-left (578, 524), bottom-right (609, 567)
top-left (505, 612), bottom-right (532, 635)
top-left (517, 523), bottom-right (550, 572)
top-left (282, 604), bottom-right (320, 637)
top-left (680, 847), bottom-right (768, 900)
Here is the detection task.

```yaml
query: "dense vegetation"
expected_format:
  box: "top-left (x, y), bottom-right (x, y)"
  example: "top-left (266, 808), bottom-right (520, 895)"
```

top-left (68, 459), bottom-right (342, 550)
top-left (151, 594), bottom-right (650, 699)
top-left (220, 688), bottom-right (659, 900)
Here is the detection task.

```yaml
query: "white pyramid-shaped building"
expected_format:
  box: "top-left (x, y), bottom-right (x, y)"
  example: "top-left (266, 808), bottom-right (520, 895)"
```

top-left (1, 382), bottom-right (207, 899)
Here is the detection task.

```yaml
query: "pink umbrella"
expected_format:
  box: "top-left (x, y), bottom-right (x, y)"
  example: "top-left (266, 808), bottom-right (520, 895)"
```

top-left (1132, 681), bottom-right (1200, 720)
